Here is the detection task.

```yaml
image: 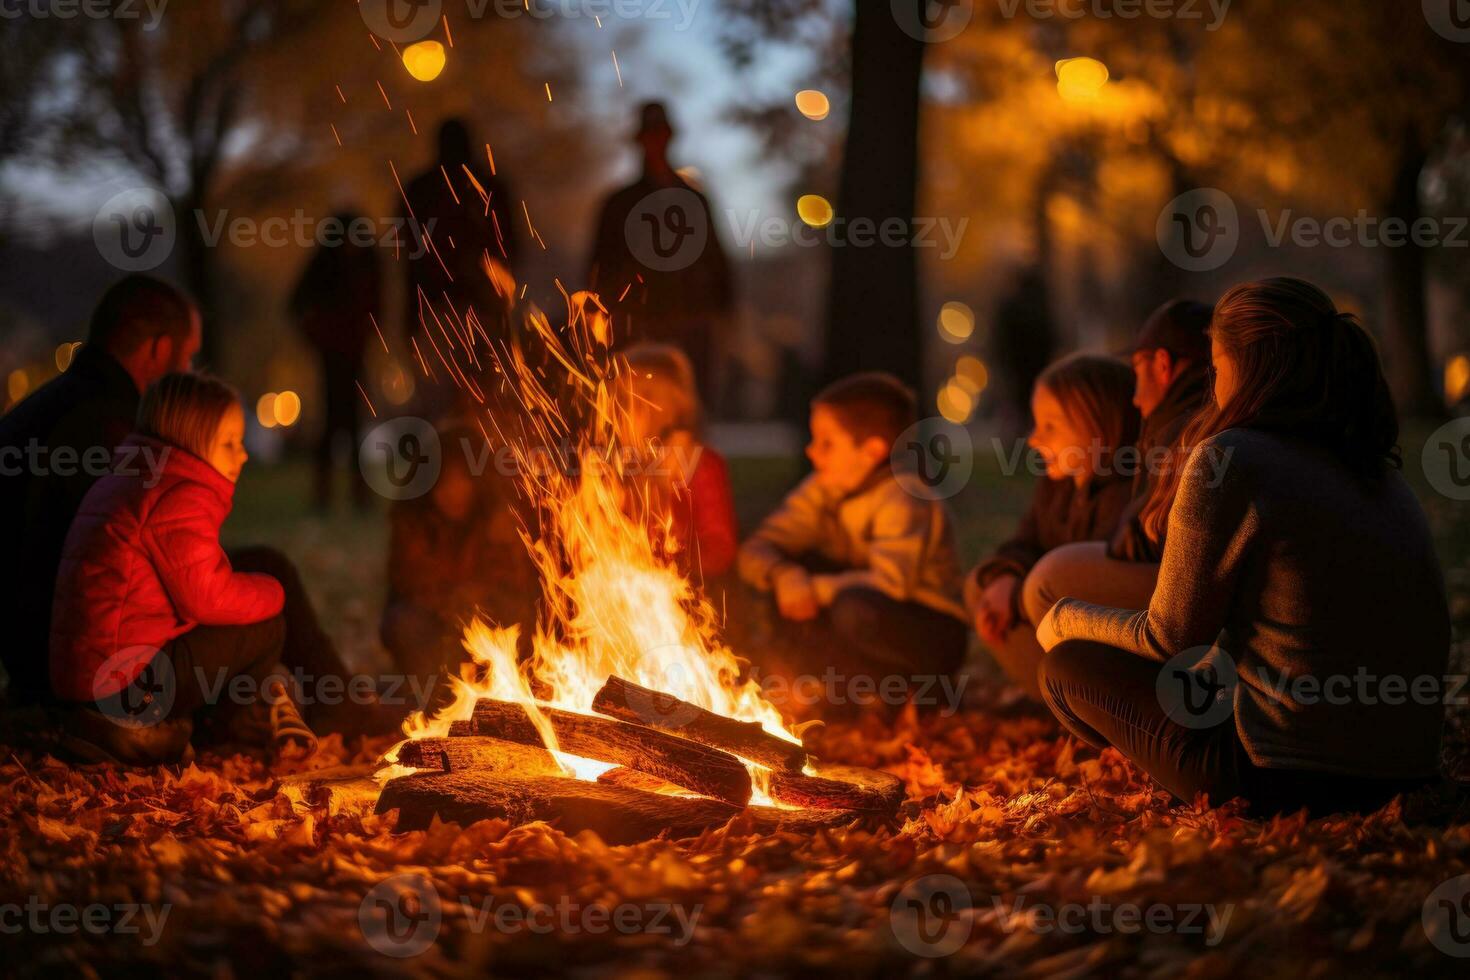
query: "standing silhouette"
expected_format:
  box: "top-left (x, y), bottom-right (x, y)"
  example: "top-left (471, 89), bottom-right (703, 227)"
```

top-left (288, 210), bottom-right (382, 510)
top-left (587, 102), bottom-right (733, 396)
top-left (400, 118), bottom-right (520, 412)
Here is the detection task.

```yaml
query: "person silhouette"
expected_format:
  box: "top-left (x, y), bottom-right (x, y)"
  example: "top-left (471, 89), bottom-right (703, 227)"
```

top-left (288, 210), bottom-right (382, 511)
top-left (400, 118), bottom-right (519, 411)
top-left (587, 102), bottom-right (733, 397)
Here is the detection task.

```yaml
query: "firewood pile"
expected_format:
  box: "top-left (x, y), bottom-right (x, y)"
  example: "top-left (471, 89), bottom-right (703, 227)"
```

top-left (376, 676), bottom-right (903, 844)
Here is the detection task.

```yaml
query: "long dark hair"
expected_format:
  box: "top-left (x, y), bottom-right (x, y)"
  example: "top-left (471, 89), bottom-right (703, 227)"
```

top-left (1141, 277), bottom-right (1400, 540)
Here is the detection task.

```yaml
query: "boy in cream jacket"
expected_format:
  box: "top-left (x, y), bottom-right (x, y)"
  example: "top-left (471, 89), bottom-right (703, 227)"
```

top-left (738, 373), bottom-right (968, 713)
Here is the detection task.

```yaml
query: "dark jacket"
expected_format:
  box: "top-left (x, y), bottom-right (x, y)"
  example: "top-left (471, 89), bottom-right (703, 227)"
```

top-left (289, 228), bottom-right (383, 359)
top-left (587, 174), bottom-right (733, 320)
top-left (401, 159), bottom-right (518, 329)
top-left (966, 472), bottom-right (1134, 614)
top-left (1051, 429), bottom-right (1449, 778)
top-left (51, 436), bottom-right (284, 702)
top-left (1107, 361), bottom-right (1210, 563)
top-left (384, 482), bottom-right (537, 629)
top-left (0, 346), bottom-right (140, 700)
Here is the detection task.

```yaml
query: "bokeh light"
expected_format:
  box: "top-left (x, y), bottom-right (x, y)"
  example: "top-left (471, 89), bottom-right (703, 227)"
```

top-left (937, 301), bottom-right (975, 343)
top-left (797, 194), bottom-right (834, 228)
top-left (937, 379), bottom-right (975, 424)
top-left (273, 390), bottom-right (302, 427)
top-left (7, 369), bottom-right (29, 405)
top-left (954, 355), bottom-right (990, 395)
top-left (1056, 57), bottom-right (1109, 102)
top-left (1446, 353), bottom-right (1470, 405)
top-left (795, 90), bottom-right (830, 121)
top-left (403, 40), bottom-right (446, 82)
top-left (54, 341), bottom-right (81, 372)
top-left (256, 393), bottom-right (278, 429)
top-left (381, 358), bottom-right (416, 406)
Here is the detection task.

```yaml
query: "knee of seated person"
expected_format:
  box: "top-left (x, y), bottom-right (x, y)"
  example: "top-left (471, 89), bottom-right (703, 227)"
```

top-left (1036, 640), bottom-right (1098, 701)
top-left (254, 613), bottom-right (287, 651)
top-left (1020, 554), bottom-right (1067, 627)
top-left (233, 545), bottom-right (298, 585)
top-left (826, 588), bottom-right (883, 637)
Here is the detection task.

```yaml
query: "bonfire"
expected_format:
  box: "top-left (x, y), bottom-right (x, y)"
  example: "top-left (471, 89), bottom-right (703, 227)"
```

top-left (373, 290), bottom-right (900, 843)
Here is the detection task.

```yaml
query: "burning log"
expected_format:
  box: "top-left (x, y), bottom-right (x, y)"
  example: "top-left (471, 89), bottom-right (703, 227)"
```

top-left (597, 766), bottom-right (686, 795)
top-left (377, 770), bottom-right (860, 843)
top-left (768, 764), bottom-right (905, 813)
top-left (394, 736), bottom-right (560, 775)
top-left (466, 698), bottom-right (753, 806)
top-left (591, 676), bottom-right (807, 773)
top-left (377, 770), bottom-right (741, 843)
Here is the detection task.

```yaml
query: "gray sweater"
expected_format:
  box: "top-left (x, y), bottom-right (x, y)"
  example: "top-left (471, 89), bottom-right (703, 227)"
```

top-left (1050, 428), bottom-right (1449, 778)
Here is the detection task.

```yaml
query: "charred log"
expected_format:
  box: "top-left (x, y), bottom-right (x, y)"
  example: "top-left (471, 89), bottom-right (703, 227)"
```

top-left (591, 676), bottom-right (807, 773)
top-left (466, 698), bottom-right (752, 806)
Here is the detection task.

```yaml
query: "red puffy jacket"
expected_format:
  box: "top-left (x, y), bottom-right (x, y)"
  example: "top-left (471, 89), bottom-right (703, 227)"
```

top-left (50, 435), bottom-right (284, 702)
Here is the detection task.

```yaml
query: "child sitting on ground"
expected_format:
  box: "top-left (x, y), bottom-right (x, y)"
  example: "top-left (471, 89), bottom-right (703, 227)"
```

top-left (380, 420), bottom-right (537, 685)
top-left (616, 343), bottom-right (738, 583)
top-left (736, 372), bottom-right (968, 716)
top-left (50, 373), bottom-right (315, 764)
top-left (965, 353), bottom-right (1140, 700)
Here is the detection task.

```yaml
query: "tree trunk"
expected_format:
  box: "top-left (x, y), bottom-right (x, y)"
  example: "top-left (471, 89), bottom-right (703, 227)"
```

top-left (1381, 138), bottom-right (1441, 419)
top-left (176, 194), bottom-right (220, 368)
top-left (823, 0), bottom-right (926, 392)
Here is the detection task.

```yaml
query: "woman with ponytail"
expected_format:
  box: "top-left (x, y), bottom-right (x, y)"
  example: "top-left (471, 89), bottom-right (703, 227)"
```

top-left (1034, 278), bottom-right (1449, 816)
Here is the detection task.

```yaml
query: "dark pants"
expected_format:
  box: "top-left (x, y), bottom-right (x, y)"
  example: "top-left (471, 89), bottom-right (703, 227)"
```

top-left (161, 615), bottom-right (287, 721)
top-left (741, 582), bottom-right (968, 718)
top-left (314, 351), bottom-right (367, 509)
top-left (228, 547), bottom-right (349, 685)
top-left (1039, 640), bottom-right (1431, 817)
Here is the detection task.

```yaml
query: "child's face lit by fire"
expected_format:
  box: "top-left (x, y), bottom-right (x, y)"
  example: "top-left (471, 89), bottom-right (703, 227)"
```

top-left (432, 462), bottom-right (477, 522)
top-left (1028, 384), bottom-right (1090, 484)
top-left (205, 404), bottom-right (248, 483)
top-left (806, 405), bottom-right (886, 494)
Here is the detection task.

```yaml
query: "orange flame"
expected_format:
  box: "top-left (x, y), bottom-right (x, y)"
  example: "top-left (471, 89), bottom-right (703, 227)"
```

top-left (383, 288), bottom-right (799, 803)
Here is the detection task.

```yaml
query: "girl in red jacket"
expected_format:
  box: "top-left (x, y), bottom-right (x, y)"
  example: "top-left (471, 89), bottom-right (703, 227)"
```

top-left (616, 344), bottom-right (738, 584)
top-left (51, 373), bottom-right (315, 763)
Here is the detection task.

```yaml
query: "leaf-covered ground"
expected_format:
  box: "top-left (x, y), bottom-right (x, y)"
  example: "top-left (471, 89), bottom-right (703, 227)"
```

top-left (2, 451), bottom-right (1468, 977)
